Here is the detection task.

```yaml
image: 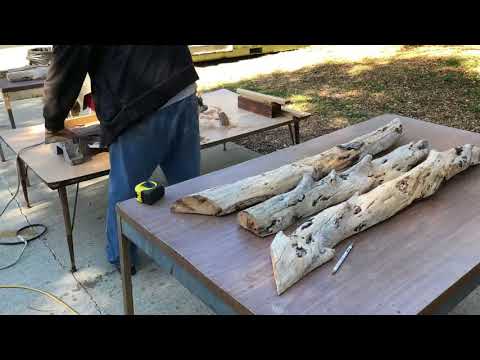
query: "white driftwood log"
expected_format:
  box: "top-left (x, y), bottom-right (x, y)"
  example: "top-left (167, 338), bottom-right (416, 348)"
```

top-left (238, 140), bottom-right (430, 237)
top-left (6, 65), bottom-right (48, 82)
top-left (271, 144), bottom-right (480, 295)
top-left (172, 119), bottom-right (404, 216)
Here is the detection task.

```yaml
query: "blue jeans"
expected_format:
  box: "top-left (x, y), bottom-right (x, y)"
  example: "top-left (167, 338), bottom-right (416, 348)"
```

top-left (106, 94), bottom-right (200, 265)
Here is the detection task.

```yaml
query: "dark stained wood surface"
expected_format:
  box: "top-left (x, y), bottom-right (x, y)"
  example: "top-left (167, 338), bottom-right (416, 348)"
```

top-left (117, 114), bottom-right (480, 315)
top-left (237, 96), bottom-right (282, 117)
top-left (0, 78), bottom-right (44, 92)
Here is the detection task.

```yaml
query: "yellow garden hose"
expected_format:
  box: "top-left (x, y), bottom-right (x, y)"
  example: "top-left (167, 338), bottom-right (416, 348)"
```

top-left (0, 285), bottom-right (79, 315)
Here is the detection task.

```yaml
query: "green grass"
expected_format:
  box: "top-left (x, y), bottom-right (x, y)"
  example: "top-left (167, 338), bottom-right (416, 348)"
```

top-left (444, 57), bottom-right (463, 67)
top-left (204, 46), bottom-right (480, 153)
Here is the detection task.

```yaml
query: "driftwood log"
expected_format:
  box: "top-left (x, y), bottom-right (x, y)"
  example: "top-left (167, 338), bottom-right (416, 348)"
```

top-left (6, 65), bottom-right (48, 82)
top-left (172, 119), bottom-right (404, 215)
top-left (238, 140), bottom-right (430, 237)
top-left (271, 144), bottom-right (480, 295)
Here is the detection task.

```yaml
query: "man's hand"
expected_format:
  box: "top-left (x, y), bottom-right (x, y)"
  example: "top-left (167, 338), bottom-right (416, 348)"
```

top-left (44, 128), bottom-right (75, 144)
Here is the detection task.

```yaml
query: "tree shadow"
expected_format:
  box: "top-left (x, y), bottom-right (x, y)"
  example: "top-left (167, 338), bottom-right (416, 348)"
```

top-left (215, 52), bottom-right (480, 154)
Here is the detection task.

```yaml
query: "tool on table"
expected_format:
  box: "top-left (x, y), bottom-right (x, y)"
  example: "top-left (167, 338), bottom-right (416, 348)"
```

top-left (45, 115), bottom-right (107, 166)
top-left (236, 88), bottom-right (290, 118)
top-left (331, 241), bottom-right (355, 275)
top-left (135, 180), bottom-right (165, 205)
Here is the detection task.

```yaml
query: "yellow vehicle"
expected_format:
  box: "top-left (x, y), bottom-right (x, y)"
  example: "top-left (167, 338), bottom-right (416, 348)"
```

top-left (189, 45), bottom-right (306, 63)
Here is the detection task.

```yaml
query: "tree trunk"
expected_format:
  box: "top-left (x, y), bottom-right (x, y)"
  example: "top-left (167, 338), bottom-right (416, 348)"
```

top-left (239, 140), bottom-right (430, 236)
top-left (171, 119), bottom-right (404, 216)
top-left (271, 144), bottom-right (480, 295)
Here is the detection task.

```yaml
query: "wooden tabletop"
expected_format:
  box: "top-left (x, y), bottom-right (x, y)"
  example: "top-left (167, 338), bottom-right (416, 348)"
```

top-left (0, 78), bottom-right (44, 92)
top-left (117, 114), bottom-right (480, 315)
top-left (0, 124), bottom-right (110, 189)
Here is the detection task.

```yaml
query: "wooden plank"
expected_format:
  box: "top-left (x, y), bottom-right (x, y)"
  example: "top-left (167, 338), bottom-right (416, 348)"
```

top-left (238, 96), bottom-right (282, 118)
top-left (64, 113), bottom-right (99, 128)
top-left (117, 114), bottom-right (480, 315)
top-left (236, 88), bottom-right (288, 105)
top-left (281, 106), bottom-right (310, 119)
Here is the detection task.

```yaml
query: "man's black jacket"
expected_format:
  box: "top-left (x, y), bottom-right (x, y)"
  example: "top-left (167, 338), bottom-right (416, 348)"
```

top-left (43, 45), bottom-right (199, 146)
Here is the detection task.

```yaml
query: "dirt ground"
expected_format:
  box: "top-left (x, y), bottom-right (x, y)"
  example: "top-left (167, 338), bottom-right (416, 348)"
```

top-left (199, 45), bottom-right (480, 154)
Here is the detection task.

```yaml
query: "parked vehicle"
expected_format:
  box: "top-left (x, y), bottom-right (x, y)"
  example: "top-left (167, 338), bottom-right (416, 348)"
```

top-left (189, 45), bottom-right (306, 63)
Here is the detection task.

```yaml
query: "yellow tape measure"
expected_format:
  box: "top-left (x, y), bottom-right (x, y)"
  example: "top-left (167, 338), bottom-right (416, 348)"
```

top-left (134, 180), bottom-right (165, 205)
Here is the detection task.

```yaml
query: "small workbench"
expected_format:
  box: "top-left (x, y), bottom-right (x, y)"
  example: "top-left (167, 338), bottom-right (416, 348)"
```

top-left (0, 78), bottom-right (45, 162)
top-left (0, 78), bottom-right (44, 129)
top-left (0, 89), bottom-right (310, 272)
top-left (116, 114), bottom-right (480, 315)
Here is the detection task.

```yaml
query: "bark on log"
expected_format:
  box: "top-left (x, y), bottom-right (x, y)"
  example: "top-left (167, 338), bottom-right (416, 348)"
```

top-left (271, 144), bottom-right (480, 295)
top-left (172, 119), bottom-right (404, 216)
top-left (239, 140), bottom-right (430, 237)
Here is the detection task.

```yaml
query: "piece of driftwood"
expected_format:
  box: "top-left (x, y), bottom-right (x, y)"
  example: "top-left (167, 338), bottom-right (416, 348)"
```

top-left (6, 65), bottom-right (48, 82)
top-left (236, 88), bottom-right (289, 105)
top-left (239, 140), bottom-right (430, 237)
top-left (172, 119), bottom-right (404, 216)
top-left (271, 144), bottom-right (480, 295)
top-left (199, 105), bottom-right (231, 128)
top-left (238, 96), bottom-right (282, 118)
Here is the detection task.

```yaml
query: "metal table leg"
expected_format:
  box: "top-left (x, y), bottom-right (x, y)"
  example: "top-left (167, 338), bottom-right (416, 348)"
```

top-left (288, 124), bottom-right (295, 145)
top-left (16, 157), bottom-right (30, 208)
top-left (58, 186), bottom-right (77, 272)
top-left (118, 212), bottom-right (134, 315)
top-left (293, 118), bottom-right (300, 144)
top-left (25, 166), bottom-right (30, 187)
top-left (3, 91), bottom-right (16, 129)
top-left (0, 141), bottom-right (5, 162)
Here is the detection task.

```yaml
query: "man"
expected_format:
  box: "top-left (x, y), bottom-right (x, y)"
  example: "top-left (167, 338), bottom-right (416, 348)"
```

top-left (43, 46), bottom-right (200, 274)
top-left (70, 74), bottom-right (93, 116)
